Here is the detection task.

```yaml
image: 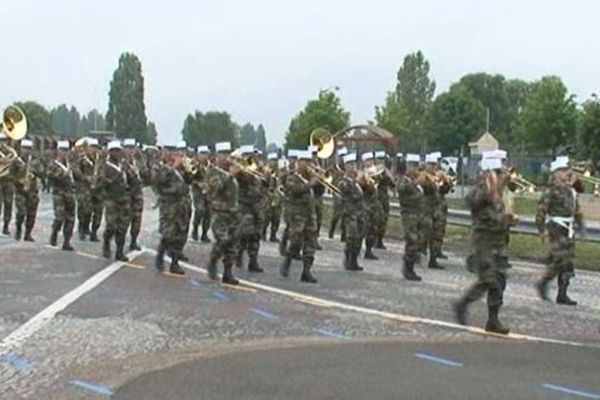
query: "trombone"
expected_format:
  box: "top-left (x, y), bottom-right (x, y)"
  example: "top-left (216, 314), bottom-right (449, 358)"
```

top-left (571, 164), bottom-right (600, 185)
top-left (505, 167), bottom-right (536, 193)
top-left (306, 164), bottom-right (342, 196)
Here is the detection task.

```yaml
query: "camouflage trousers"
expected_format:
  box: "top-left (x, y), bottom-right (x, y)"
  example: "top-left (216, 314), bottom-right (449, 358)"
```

top-left (263, 201), bottom-right (282, 239)
top-left (160, 194), bottom-right (191, 257)
top-left (90, 192), bottom-right (104, 235)
top-left (464, 232), bottom-right (510, 307)
top-left (544, 224), bottom-right (576, 283)
top-left (314, 196), bottom-right (324, 236)
top-left (0, 181), bottom-right (14, 225)
top-left (329, 197), bottom-right (345, 237)
top-left (286, 209), bottom-right (317, 266)
top-left (129, 190), bottom-right (144, 242)
top-left (103, 197), bottom-right (131, 246)
top-left (192, 191), bottom-right (211, 236)
top-left (377, 196), bottom-right (390, 239)
top-left (52, 191), bottom-right (76, 239)
top-left (343, 212), bottom-right (364, 255)
top-left (429, 202), bottom-right (447, 258)
top-left (210, 210), bottom-right (240, 268)
top-left (364, 200), bottom-right (383, 249)
top-left (237, 205), bottom-right (264, 264)
top-left (401, 211), bottom-right (424, 264)
top-left (15, 189), bottom-right (39, 234)
top-left (76, 187), bottom-right (93, 235)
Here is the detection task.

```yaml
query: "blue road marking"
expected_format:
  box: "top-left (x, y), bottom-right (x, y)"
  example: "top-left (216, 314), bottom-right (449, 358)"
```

top-left (543, 383), bottom-right (600, 399)
top-left (0, 353), bottom-right (35, 371)
top-left (188, 278), bottom-right (202, 287)
top-left (414, 352), bottom-right (463, 368)
top-left (312, 328), bottom-right (351, 340)
top-left (69, 380), bottom-right (114, 396)
top-left (212, 290), bottom-right (230, 301)
top-left (248, 307), bottom-right (279, 320)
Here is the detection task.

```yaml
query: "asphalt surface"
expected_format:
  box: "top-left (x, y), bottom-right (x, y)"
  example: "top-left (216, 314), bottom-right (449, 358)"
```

top-left (1, 189), bottom-right (599, 399)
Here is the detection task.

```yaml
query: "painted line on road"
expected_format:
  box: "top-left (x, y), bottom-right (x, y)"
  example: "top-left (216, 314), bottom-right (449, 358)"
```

top-left (312, 328), bottom-right (351, 340)
top-left (222, 283), bottom-right (257, 293)
top-left (76, 251), bottom-right (101, 260)
top-left (248, 307), bottom-right (279, 321)
top-left (542, 383), bottom-right (600, 399)
top-left (0, 250), bottom-right (145, 356)
top-left (0, 353), bottom-right (35, 371)
top-left (188, 278), bottom-right (203, 287)
top-left (125, 262), bottom-right (147, 270)
top-left (212, 290), bottom-right (230, 301)
top-left (69, 380), bottom-right (114, 397)
top-left (295, 297), bottom-right (333, 308)
top-left (414, 352), bottom-right (463, 368)
top-left (143, 248), bottom-right (599, 350)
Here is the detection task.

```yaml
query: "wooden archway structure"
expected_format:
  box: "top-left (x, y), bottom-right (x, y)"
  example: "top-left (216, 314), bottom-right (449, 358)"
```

top-left (332, 124), bottom-right (399, 155)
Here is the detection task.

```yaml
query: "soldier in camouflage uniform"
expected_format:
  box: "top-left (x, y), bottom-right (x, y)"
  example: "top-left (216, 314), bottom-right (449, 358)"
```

top-left (72, 141), bottom-right (96, 240)
top-left (359, 152), bottom-right (381, 260)
top-left (204, 142), bottom-right (241, 284)
top-left (263, 153), bottom-right (282, 242)
top-left (278, 151), bottom-right (297, 257)
top-left (454, 151), bottom-right (516, 334)
top-left (0, 134), bottom-right (15, 235)
top-left (337, 153), bottom-right (365, 271)
top-left (11, 139), bottom-right (43, 241)
top-left (421, 152), bottom-right (445, 270)
top-left (373, 151), bottom-right (394, 250)
top-left (279, 151), bottom-right (319, 283)
top-left (328, 147), bottom-right (348, 241)
top-left (396, 154), bottom-right (426, 281)
top-left (100, 141), bottom-right (131, 262)
top-left (535, 156), bottom-right (583, 306)
top-left (123, 140), bottom-right (148, 251)
top-left (47, 141), bottom-right (76, 251)
top-left (191, 146), bottom-right (211, 243)
top-left (153, 149), bottom-right (192, 275)
top-left (235, 146), bottom-right (268, 272)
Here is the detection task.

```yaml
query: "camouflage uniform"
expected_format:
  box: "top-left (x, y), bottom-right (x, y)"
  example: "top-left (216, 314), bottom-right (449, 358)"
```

top-left (89, 155), bottom-right (105, 242)
top-left (47, 158), bottom-right (76, 249)
top-left (236, 172), bottom-right (267, 271)
top-left (359, 178), bottom-right (382, 259)
top-left (535, 179), bottom-right (583, 305)
top-left (125, 156), bottom-right (147, 250)
top-left (153, 162), bottom-right (192, 272)
top-left (72, 154), bottom-right (95, 239)
top-left (205, 164), bottom-right (240, 284)
top-left (338, 174), bottom-right (365, 270)
top-left (328, 168), bottom-right (346, 240)
top-left (0, 162), bottom-right (14, 235)
top-left (99, 156), bottom-right (131, 261)
top-left (312, 183), bottom-right (325, 244)
top-left (374, 172), bottom-right (394, 248)
top-left (11, 155), bottom-right (43, 240)
top-left (191, 166), bottom-right (211, 242)
top-left (396, 174), bottom-right (425, 281)
top-left (263, 171), bottom-right (282, 242)
top-left (454, 172), bottom-right (514, 334)
top-left (428, 180), bottom-right (452, 267)
top-left (279, 170), bottom-right (318, 283)
top-left (278, 169), bottom-right (292, 256)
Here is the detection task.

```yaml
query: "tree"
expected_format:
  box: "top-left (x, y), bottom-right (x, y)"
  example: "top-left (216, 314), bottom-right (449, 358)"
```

top-left (106, 52), bottom-right (148, 143)
top-left (68, 106), bottom-right (81, 137)
top-left (255, 124), bottom-right (267, 153)
top-left (516, 76), bottom-right (577, 155)
top-left (266, 142), bottom-right (279, 153)
top-left (51, 104), bottom-right (70, 135)
top-left (181, 111), bottom-right (239, 148)
top-left (374, 91), bottom-right (412, 150)
top-left (240, 123), bottom-right (256, 145)
top-left (79, 109), bottom-right (107, 136)
top-left (15, 101), bottom-right (53, 137)
top-left (426, 87), bottom-right (487, 155)
top-left (147, 121), bottom-right (158, 145)
top-left (578, 95), bottom-right (600, 162)
top-left (395, 51), bottom-right (436, 151)
top-left (285, 90), bottom-right (350, 150)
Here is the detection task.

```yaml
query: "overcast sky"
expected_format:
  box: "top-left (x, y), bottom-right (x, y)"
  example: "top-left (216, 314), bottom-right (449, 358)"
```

top-left (2, 0), bottom-right (599, 145)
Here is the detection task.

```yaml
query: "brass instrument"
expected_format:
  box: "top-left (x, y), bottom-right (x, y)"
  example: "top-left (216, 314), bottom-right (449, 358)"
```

top-left (0, 144), bottom-right (18, 178)
top-left (505, 167), bottom-right (536, 193)
top-left (306, 164), bottom-right (342, 196)
top-left (91, 153), bottom-right (104, 190)
top-left (310, 128), bottom-right (340, 159)
top-left (571, 164), bottom-right (600, 185)
top-left (179, 156), bottom-right (197, 175)
top-left (22, 155), bottom-right (33, 192)
top-left (1, 106), bottom-right (28, 141)
top-left (229, 156), bottom-right (268, 181)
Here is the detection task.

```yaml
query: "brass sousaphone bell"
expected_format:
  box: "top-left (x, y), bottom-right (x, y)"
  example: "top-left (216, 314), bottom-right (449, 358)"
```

top-left (310, 128), bottom-right (336, 159)
top-left (1, 105), bottom-right (28, 141)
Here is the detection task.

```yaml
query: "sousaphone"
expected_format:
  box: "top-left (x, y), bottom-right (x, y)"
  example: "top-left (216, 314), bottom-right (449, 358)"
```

top-left (309, 128), bottom-right (336, 159)
top-left (1, 105), bottom-right (28, 141)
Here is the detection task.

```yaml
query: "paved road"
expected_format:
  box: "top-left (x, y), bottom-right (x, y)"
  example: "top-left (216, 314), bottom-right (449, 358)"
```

top-left (1, 190), bottom-right (599, 399)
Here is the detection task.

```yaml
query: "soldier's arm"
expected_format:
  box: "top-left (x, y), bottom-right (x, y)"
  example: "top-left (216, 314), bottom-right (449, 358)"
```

top-left (574, 196), bottom-right (585, 233)
top-left (535, 189), bottom-right (551, 234)
top-left (286, 174), bottom-right (309, 197)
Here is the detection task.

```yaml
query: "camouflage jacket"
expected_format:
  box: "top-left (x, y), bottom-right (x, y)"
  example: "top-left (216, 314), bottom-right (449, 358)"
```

top-left (535, 180), bottom-right (583, 234)
top-left (191, 165), bottom-right (208, 196)
top-left (99, 157), bottom-right (129, 200)
top-left (375, 172), bottom-right (394, 203)
top-left (72, 154), bottom-right (95, 190)
top-left (124, 157), bottom-right (147, 195)
top-left (396, 175), bottom-right (424, 214)
top-left (205, 165), bottom-right (238, 213)
top-left (338, 175), bottom-right (365, 217)
top-left (466, 175), bottom-right (513, 234)
top-left (47, 158), bottom-right (75, 194)
top-left (10, 155), bottom-right (43, 193)
top-left (153, 163), bottom-right (191, 199)
top-left (284, 171), bottom-right (313, 213)
top-left (237, 172), bottom-right (267, 211)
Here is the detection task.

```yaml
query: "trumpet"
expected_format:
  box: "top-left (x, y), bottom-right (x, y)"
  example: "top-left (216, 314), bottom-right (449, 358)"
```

top-left (306, 164), bottom-right (342, 196)
top-left (505, 167), bottom-right (536, 193)
top-left (229, 157), bottom-right (268, 181)
top-left (571, 164), bottom-right (600, 185)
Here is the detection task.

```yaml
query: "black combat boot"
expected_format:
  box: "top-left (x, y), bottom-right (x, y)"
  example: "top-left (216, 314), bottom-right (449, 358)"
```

top-left (207, 256), bottom-right (219, 280)
top-left (14, 220), bottom-right (22, 241)
top-left (78, 224), bottom-right (86, 241)
top-left (375, 236), bottom-right (386, 250)
top-left (155, 239), bottom-right (166, 272)
top-left (453, 298), bottom-right (469, 326)
top-left (191, 225), bottom-right (199, 241)
top-left (115, 242), bottom-right (129, 262)
top-left (129, 237), bottom-right (141, 251)
top-left (247, 255), bottom-right (264, 273)
top-left (269, 233), bottom-right (279, 243)
top-left (535, 275), bottom-right (552, 301)
top-left (24, 225), bottom-right (35, 242)
top-left (328, 225), bottom-right (335, 239)
top-left (556, 277), bottom-right (577, 306)
top-left (102, 239), bottom-right (111, 258)
top-left (340, 230), bottom-right (346, 242)
top-left (402, 260), bottom-right (422, 281)
top-left (2, 222), bottom-right (10, 235)
top-left (222, 263), bottom-right (239, 285)
top-left (280, 256), bottom-right (292, 278)
top-left (278, 236), bottom-right (287, 257)
top-left (347, 251), bottom-right (364, 271)
top-left (428, 257), bottom-right (445, 270)
top-left (89, 230), bottom-right (99, 242)
top-left (343, 250), bottom-right (351, 270)
top-left (200, 228), bottom-right (211, 243)
top-left (364, 243), bottom-right (379, 260)
top-left (49, 228), bottom-right (58, 247)
top-left (485, 305), bottom-right (510, 335)
top-left (300, 263), bottom-right (318, 283)
top-left (169, 256), bottom-right (185, 275)
top-left (62, 235), bottom-right (74, 251)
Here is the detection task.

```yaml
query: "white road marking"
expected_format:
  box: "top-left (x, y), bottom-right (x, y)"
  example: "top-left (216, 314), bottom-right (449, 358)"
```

top-left (0, 250), bottom-right (145, 356)
top-left (143, 248), bottom-right (599, 350)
